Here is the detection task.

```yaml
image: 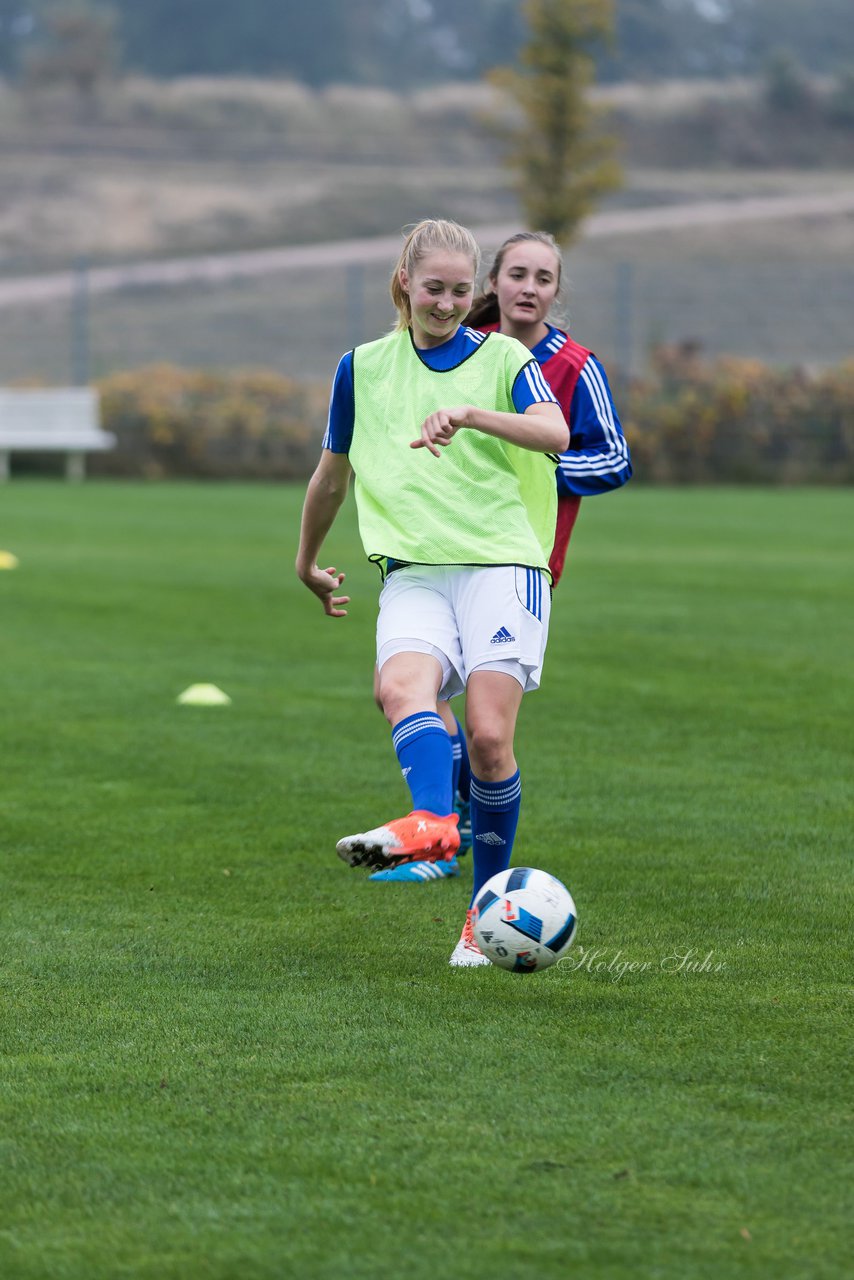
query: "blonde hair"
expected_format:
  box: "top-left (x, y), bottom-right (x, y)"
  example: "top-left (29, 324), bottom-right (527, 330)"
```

top-left (390, 219), bottom-right (481, 332)
top-left (467, 231), bottom-right (564, 328)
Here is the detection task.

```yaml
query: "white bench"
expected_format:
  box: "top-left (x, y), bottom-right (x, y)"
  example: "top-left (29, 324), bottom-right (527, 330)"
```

top-left (0, 388), bottom-right (116, 481)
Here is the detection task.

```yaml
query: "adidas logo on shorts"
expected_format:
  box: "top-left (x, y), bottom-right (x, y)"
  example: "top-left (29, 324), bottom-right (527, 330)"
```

top-left (490, 626), bottom-right (515, 645)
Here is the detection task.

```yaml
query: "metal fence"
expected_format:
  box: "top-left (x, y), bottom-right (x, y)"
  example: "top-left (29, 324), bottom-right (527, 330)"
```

top-left (1, 250), bottom-right (852, 394)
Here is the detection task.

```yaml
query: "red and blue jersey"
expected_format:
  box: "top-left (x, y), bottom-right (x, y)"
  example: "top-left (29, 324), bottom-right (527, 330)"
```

top-left (481, 320), bottom-right (635, 586)
top-left (480, 323), bottom-right (631, 585)
top-left (484, 323), bottom-right (631, 498)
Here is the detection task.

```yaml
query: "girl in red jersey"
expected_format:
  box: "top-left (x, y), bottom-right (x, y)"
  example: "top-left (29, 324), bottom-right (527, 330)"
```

top-left (468, 230), bottom-right (631, 586)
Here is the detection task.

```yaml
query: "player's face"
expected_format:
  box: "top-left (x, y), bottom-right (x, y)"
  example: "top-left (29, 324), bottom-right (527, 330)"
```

top-left (400, 250), bottom-right (476, 348)
top-left (493, 242), bottom-right (560, 333)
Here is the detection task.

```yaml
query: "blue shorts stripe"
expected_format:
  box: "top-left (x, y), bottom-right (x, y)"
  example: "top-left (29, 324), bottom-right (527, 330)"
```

top-left (522, 568), bottom-right (542, 620)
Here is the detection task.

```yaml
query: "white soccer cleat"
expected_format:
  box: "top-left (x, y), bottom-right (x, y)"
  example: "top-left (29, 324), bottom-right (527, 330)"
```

top-left (449, 908), bottom-right (491, 967)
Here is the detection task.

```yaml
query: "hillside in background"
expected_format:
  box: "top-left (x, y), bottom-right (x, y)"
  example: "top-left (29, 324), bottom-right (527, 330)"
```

top-left (0, 69), bottom-right (850, 389)
top-left (0, 73), bottom-right (852, 271)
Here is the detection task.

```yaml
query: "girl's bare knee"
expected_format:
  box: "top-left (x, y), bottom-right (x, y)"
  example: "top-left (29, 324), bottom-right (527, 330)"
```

top-left (467, 723), bottom-right (512, 778)
top-left (378, 669), bottom-right (413, 725)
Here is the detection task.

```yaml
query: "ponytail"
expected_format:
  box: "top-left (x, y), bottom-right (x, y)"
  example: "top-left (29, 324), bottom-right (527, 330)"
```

top-left (465, 289), bottom-right (501, 328)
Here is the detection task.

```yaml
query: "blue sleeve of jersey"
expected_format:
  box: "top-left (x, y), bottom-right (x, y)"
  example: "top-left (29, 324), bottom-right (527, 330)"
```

top-left (556, 357), bottom-right (632, 497)
top-left (511, 359), bottom-right (559, 413)
top-left (322, 352), bottom-right (355, 454)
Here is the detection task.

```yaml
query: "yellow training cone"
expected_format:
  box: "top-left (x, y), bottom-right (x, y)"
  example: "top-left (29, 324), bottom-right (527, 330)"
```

top-left (176, 683), bottom-right (232, 706)
top-left (0, 550), bottom-right (19, 570)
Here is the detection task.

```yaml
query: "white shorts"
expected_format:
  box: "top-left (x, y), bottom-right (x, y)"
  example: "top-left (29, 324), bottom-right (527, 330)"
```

top-left (376, 564), bottom-right (551, 700)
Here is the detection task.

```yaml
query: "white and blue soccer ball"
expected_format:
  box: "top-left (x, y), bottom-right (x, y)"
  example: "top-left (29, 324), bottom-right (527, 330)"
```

top-left (471, 867), bottom-right (578, 973)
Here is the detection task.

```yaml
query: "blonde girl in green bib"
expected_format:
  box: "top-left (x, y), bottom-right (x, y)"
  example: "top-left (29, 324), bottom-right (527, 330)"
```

top-left (296, 219), bottom-right (568, 966)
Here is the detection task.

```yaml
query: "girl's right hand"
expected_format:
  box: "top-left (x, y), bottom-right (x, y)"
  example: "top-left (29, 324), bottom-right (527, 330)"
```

top-left (298, 565), bottom-right (350, 617)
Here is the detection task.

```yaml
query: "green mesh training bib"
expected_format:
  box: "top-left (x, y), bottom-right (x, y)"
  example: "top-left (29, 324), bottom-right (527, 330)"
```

top-left (349, 329), bottom-right (557, 577)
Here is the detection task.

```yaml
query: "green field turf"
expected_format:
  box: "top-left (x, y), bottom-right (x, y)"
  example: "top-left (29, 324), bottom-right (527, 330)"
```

top-left (1, 481), bottom-right (851, 1280)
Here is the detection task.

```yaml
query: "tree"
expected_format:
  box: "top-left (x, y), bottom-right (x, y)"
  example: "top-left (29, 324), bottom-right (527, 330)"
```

top-left (110, 0), bottom-right (371, 84)
top-left (827, 63), bottom-right (854, 126)
top-left (762, 47), bottom-right (814, 114)
top-left (10, 1), bottom-right (853, 87)
top-left (23, 2), bottom-right (118, 101)
top-left (492, 0), bottom-right (621, 244)
top-left (0, 3), bottom-right (37, 76)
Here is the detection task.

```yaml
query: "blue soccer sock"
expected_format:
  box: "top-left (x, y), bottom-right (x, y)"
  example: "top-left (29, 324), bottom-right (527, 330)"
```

top-left (450, 719), bottom-right (463, 797)
top-left (392, 712), bottom-right (454, 817)
top-left (468, 770), bottom-right (522, 905)
top-left (454, 714), bottom-right (471, 802)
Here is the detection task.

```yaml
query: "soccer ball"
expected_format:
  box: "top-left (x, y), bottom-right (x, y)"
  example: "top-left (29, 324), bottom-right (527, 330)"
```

top-left (471, 867), bottom-right (577, 973)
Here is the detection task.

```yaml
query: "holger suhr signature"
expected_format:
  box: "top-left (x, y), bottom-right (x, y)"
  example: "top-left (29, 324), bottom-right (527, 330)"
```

top-left (563, 946), bottom-right (728, 981)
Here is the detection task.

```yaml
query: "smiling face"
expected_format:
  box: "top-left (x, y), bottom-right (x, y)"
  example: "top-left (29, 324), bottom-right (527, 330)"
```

top-left (492, 240), bottom-right (561, 343)
top-left (399, 249), bottom-right (476, 349)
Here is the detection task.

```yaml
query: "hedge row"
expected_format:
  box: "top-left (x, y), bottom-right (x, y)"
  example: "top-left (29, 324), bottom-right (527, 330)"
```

top-left (623, 347), bottom-right (854, 484)
top-left (92, 365), bottom-right (328, 479)
top-left (89, 354), bottom-right (854, 483)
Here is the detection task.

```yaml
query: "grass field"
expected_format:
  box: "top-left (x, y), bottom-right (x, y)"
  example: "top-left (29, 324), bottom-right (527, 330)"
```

top-left (1, 481), bottom-right (851, 1280)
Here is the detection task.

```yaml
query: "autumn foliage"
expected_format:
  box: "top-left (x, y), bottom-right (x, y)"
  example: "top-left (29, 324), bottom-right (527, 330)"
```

top-left (624, 346), bottom-right (854, 484)
top-left (89, 354), bottom-right (854, 484)
top-left (93, 365), bottom-right (327, 479)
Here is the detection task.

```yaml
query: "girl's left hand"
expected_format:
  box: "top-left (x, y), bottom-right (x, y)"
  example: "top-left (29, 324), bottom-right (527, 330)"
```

top-left (411, 406), bottom-right (470, 458)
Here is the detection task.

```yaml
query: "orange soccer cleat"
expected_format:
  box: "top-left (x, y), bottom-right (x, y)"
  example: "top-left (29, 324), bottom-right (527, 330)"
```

top-left (336, 810), bottom-right (460, 871)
